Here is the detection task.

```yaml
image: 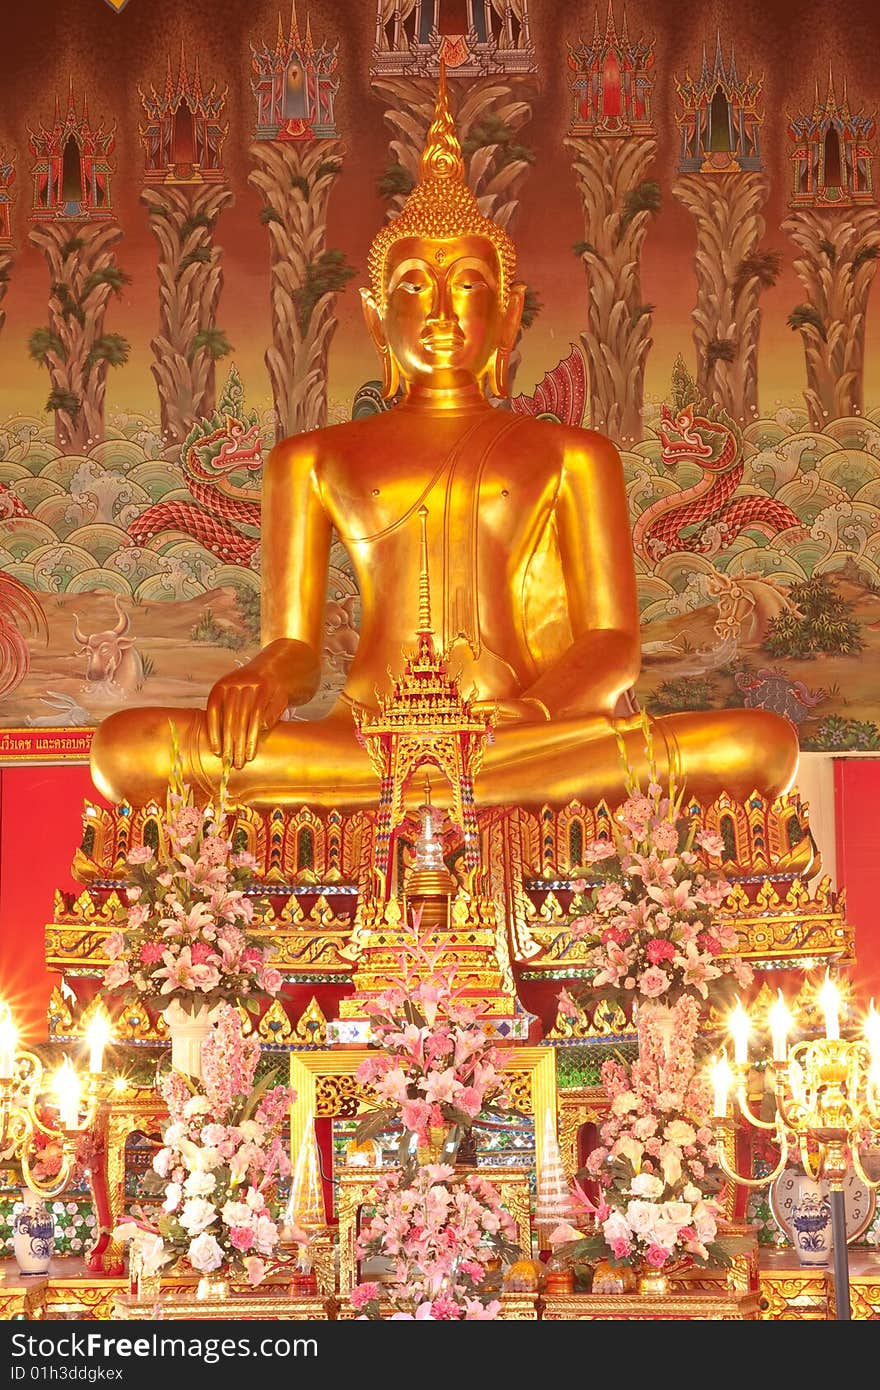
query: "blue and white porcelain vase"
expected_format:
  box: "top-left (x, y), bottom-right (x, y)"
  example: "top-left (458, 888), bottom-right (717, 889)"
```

top-left (791, 1179), bottom-right (832, 1267)
top-left (12, 1186), bottom-right (55, 1276)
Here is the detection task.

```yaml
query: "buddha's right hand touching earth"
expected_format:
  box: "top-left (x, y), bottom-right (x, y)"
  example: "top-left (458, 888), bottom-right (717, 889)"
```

top-left (206, 637), bottom-right (320, 769)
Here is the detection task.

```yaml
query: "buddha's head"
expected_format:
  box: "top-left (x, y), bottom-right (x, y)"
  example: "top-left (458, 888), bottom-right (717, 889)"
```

top-left (362, 65), bottom-right (525, 400)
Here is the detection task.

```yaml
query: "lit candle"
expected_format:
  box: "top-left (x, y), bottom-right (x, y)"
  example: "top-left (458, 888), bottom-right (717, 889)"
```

top-left (53, 1059), bottom-right (81, 1130)
top-left (768, 990), bottom-right (792, 1063)
top-left (0, 1008), bottom-right (17, 1079)
top-left (819, 970), bottom-right (840, 1041)
top-left (86, 1009), bottom-right (112, 1075)
top-left (728, 998), bottom-right (750, 1066)
top-left (864, 1000), bottom-right (880, 1067)
top-left (712, 1053), bottom-right (732, 1118)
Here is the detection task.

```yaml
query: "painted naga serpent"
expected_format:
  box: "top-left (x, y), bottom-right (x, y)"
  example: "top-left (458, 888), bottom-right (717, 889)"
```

top-left (633, 404), bottom-right (802, 563)
top-left (128, 416), bottom-right (262, 565)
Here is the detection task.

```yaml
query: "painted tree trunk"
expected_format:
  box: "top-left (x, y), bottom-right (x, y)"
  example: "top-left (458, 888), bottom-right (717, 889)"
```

top-left (673, 172), bottom-right (771, 422)
top-left (248, 140), bottom-right (344, 440)
top-left (0, 250), bottom-right (12, 335)
top-left (141, 182), bottom-right (234, 444)
top-left (28, 221), bottom-right (125, 453)
top-left (783, 205), bottom-right (880, 427)
top-left (566, 136), bottom-right (657, 445)
top-left (373, 75), bottom-right (536, 394)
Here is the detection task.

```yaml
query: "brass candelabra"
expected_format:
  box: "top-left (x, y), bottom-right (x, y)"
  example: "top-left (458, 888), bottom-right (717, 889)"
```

top-left (0, 1003), bottom-right (112, 1199)
top-left (710, 976), bottom-right (880, 1321)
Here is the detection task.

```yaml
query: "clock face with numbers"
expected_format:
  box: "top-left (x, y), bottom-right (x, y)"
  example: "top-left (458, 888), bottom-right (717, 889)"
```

top-left (770, 1166), bottom-right (877, 1245)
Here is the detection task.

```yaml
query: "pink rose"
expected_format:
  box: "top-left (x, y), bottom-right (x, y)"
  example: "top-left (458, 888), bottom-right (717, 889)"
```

top-left (645, 1243), bottom-right (671, 1269)
top-left (610, 1237), bottom-right (632, 1260)
top-left (257, 966), bottom-right (283, 995)
top-left (637, 965), bottom-right (671, 998)
top-left (104, 959), bottom-right (131, 990)
top-left (126, 846), bottom-right (154, 865)
top-left (584, 839), bottom-right (616, 863)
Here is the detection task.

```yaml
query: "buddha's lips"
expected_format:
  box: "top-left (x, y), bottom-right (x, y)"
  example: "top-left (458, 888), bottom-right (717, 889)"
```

top-left (420, 325), bottom-right (464, 352)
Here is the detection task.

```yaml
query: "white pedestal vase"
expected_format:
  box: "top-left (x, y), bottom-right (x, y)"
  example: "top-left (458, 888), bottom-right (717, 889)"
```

top-left (162, 1000), bottom-right (217, 1080)
top-left (13, 1186), bottom-right (55, 1276)
top-left (790, 1178), bottom-right (832, 1267)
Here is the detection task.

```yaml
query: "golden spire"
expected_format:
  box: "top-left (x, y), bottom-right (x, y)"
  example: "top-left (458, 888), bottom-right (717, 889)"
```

top-left (417, 505), bottom-right (433, 637)
top-left (366, 60), bottom-right (516, 309)
top-left (419, 59), bottom-right (466, 186)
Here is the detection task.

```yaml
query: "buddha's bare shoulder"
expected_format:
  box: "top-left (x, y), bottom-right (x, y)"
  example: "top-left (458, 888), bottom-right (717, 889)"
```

top-left (505, 413), bottom-right (625, 472)
top-left (265, 411), bottom-right (395, 472)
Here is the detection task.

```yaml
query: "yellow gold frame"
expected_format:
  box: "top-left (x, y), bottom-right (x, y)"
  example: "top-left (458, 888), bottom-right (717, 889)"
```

top-left (289, 1045), bottom-right (557, 1174)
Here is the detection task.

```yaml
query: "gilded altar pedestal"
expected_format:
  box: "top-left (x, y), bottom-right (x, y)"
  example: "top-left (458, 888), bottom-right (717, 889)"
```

top-left (111, 1291), bottom-right (332, 1321)
top-left (539, 1290), bottom-right (761, 1320)
top-left (334, 1293), bottom-right (539, 1321)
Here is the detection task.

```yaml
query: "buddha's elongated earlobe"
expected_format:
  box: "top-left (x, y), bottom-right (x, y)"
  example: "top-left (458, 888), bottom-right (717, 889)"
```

top-left (360, 286), bottom-right (399, 399)
top-left (380, 345), bottom-right (401, 400)
top-left (487, 346), bottom-right (511, 399)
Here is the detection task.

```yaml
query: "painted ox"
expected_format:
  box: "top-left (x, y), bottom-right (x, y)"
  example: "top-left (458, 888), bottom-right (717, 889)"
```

top-left (73, 598), bottom-right (145, 697)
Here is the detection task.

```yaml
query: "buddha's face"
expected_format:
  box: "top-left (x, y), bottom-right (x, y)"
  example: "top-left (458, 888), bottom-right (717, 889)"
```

top-left (362, 234), bottom-right (524, 394)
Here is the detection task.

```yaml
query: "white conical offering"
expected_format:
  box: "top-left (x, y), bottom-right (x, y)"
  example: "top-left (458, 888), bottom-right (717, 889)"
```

top-left (534, 1109), bottom-right (578, 1246)
top-left (282, 1112), bottom-right (326, 1240)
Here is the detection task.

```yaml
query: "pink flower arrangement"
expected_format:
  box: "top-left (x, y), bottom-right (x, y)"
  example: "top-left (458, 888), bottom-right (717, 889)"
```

top-left (559, 733), bottom-right (752, 1015)
top-left (550, 998), bottom-right (743, 1275)
top-left (352, 1164), bottom-right (519, 1319)
top-left (135, 1006), bottom-right (294, 1285)
top-left (355, 915), bottom-right (510, 1161)
top-left (102, 776), bottom-right (281, 1016)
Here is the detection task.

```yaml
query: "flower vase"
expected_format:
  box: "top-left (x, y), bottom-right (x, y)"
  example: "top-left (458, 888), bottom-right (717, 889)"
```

top-left (13, 1187), bottom-right (55, 1276)
top-left (162, 999), bottom-right (216, 1080)
top-left (417, 1125), bottom-right (448, 1165)
top-left (790, 1178), bottom-right (832, 1267)
top-left (637, 1266), bottom-right (669, 1295)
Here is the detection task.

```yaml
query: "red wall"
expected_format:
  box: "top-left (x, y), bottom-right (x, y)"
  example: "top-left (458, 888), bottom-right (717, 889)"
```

top-left (0, 764), bottom-right (102, 1044)
top-left (835, 759), bottom-right (880, 1006)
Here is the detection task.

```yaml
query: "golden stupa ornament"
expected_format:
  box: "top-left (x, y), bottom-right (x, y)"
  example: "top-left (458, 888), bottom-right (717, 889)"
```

top-left (366, 60), bottom-right (516, 309)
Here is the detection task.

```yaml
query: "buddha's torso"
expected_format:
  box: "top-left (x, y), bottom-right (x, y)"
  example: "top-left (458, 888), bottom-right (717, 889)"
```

top-left (310, 404), bottom-right (567, 709)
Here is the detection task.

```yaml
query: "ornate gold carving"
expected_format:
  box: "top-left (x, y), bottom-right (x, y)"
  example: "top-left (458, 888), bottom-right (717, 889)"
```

top-left (114, 1002), bottom-right (165, 1042)
top-left (294, 998), bottom-right (327, 1047)
top-left (47, 985), bottom-right (75, 1037)
top-left (257, 998), bottom-right (294, 1044)
top-left (539, 1291), bottom-right (761, 1319)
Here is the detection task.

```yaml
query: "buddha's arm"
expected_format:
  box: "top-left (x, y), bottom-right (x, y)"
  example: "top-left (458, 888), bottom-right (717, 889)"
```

top-left (522, 432), bottom-right (641, 720)
top-left (206, 436), bottom-right (331, 767)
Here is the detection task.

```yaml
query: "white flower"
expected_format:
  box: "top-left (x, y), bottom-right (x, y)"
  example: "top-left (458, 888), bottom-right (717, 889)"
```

top-left (252, 1216), bottom-right (280, 1253)
top-left (624, 1201), bottom-right (659, 1237)
top-left (650, 1217), bottom-right (681, 1251)
top-left (615, 1135), bottom-right (644, 1170)
top-left (164, 1123), bottom-right (186, 1146)
top-left (245, 1187), bottom-right (264, 1211)
top-left (138, 1233), bottom-right (167, 1276)
top-left (183, 1171), bottom-right (217, 1198)
top-left (152, 1148), bottom-right (174, 1180)
top-left (188, 1232), bottom-right (224, 1273)
top-left (183, 1096), bottom-right (212, 1119)
top-left (162, 1183), bottom-right (182, 1214)
top-left (221, 1200), bottom-right (252, 1227)
top-left (660, 1201), bottom-right (693, 1229)
top-left (603, 1211), bottom-right (632, 1244)
top-left (238, 1120), bottom-right (265, 1143)
top-left (692, 1200), bottom-right (718, 1244)
top-left (663, 1120), bottom-right (696, 1147)
top-left (630, 1173), bottom-right (664, 1200)
top-left (179, 1197), bottom-right (217, 1236)
top-left (682, 1183), bottom-right (702, 1205)
top-left (610, 1090), bottom-right (640, 1116)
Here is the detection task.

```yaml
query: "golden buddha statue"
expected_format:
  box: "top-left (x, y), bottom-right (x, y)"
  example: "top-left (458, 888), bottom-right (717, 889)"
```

top-left (91, 69), bottom-right (798, 812)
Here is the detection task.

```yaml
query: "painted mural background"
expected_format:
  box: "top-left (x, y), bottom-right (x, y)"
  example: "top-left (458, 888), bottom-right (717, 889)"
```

top-left (1, 0), bottom-right (880, 751)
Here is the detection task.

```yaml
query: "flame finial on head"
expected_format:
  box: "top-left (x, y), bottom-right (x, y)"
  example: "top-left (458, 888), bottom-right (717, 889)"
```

top-left (367, 59), bottom-right (516, 309)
